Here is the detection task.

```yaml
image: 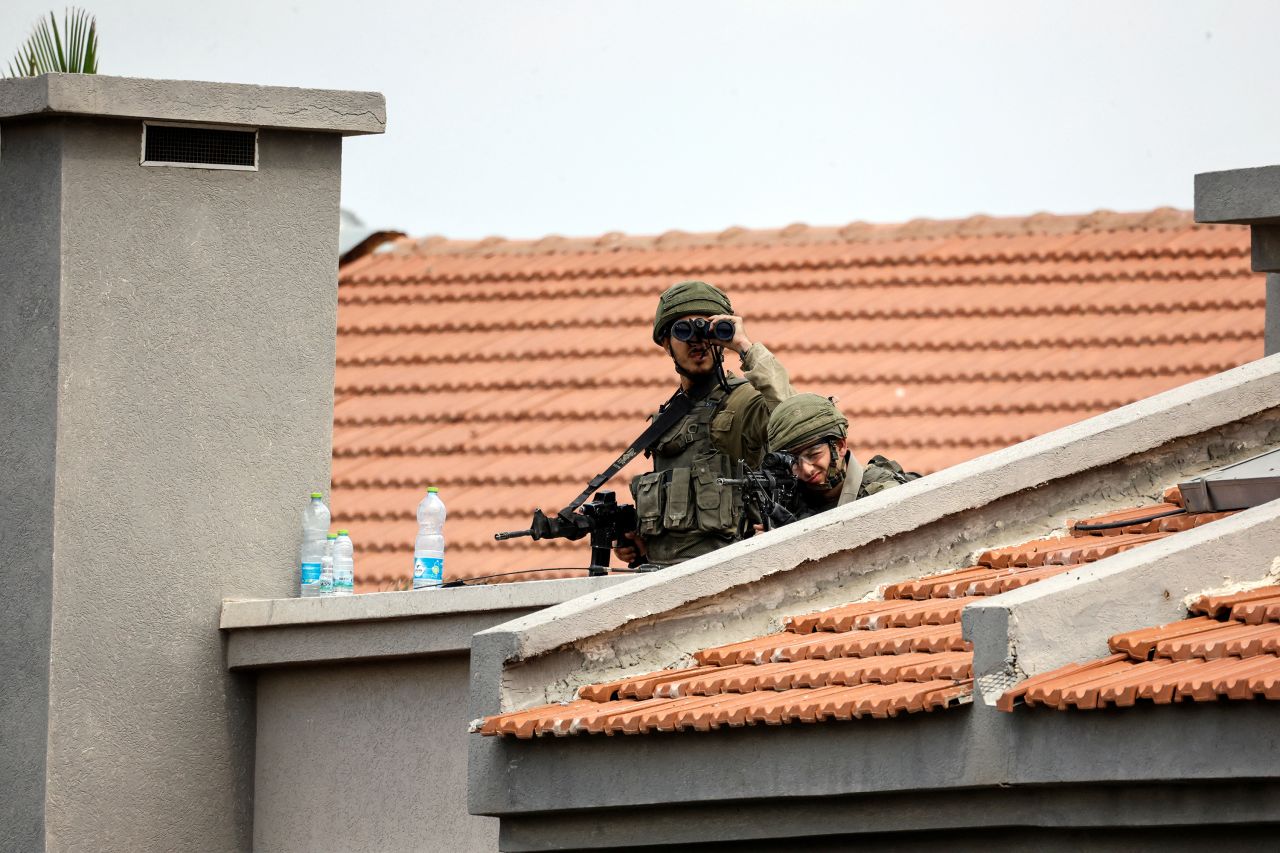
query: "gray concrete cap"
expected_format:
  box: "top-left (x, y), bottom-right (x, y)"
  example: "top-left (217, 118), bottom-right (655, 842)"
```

top-left (221, 576), bottom-right (629, 630)
top-left (0, 73), bottom-right (385, 135)
top-left (1195, 165), bottom-right (1280, 224)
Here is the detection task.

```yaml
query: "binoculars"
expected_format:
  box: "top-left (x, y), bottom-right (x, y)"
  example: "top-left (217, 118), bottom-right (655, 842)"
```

top-left (671, 317), bottom-right (735, 343)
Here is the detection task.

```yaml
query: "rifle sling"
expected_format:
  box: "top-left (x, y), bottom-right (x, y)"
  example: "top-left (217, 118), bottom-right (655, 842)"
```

top-left (561, 389), bottom-right (694, 514)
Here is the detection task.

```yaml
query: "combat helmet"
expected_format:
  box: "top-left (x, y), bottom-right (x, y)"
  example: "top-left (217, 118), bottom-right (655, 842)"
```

top-left (768, 393), bottom-right (848, 452)
top-left (652, 280), bottom-right (732, 344)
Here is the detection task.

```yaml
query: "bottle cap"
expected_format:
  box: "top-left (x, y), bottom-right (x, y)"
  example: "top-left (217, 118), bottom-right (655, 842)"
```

top-left (337, 529), bottom-right (349, 536)
top-left (427, 487), bottom-right (439, 493)
top-left (327, 533), bottom-right (338, 539)
top-left (310, 492), bottom-right (324, 499)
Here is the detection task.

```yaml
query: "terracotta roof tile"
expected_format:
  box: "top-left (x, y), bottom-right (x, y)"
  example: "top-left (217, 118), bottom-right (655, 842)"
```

top-left (480, 494), bottom-right (1226, 737)
top-left (1001, 574), bottom-right (1280, 712)
top-left (334, 210), bottom-right (1263, 583)
top-left (1188, 585), bottom-right (1280, 621)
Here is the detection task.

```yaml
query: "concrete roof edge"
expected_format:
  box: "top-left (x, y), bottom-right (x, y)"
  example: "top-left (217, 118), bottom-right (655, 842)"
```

top-left (0, 73), bottom-right (386, 135)
top-left (475, 353), bottom-right (1280, 662)
top-left (220, 575), bottom-right (628, 630)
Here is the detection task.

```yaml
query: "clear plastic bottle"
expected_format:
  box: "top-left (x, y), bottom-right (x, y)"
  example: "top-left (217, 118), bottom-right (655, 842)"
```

top-left (333, 530), bottom-right (355, 596)
top-left (299, 492), bottom-right (331, 597)
top-left (318, 532), bottom-right (338, 596)
top-left (413, 487), bottom-right (446, 590)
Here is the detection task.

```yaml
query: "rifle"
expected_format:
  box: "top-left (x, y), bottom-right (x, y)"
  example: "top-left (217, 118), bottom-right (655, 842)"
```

top-left (494, 490), bottom-right (639, 575)
top-left (494, 388), bottom-right (698, 575)
top-left (718, 451), bottom-right (801, 534)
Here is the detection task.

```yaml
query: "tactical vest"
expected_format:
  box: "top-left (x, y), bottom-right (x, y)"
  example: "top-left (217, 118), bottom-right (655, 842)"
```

top-left (630, 378), bottom-right (749, 566)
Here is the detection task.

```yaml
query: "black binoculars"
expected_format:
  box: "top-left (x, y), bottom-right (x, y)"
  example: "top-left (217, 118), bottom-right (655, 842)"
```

top-left (671, 317), bottom-right (735, 343)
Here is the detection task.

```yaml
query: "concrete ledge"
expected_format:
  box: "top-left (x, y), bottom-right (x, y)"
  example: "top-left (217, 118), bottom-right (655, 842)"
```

top-left (1195, 165), bottom-right (1280, 224)
top-left (470, 700), bottom-right (1279, 818)
top-left (221, 576), bottom-right (628, 669)
top-left (499, 779), bottom-right (1280, 851)
top-left (963, 498), bottom-right (1280, 686)
top-left (0, 73), bottom-right (386, 134)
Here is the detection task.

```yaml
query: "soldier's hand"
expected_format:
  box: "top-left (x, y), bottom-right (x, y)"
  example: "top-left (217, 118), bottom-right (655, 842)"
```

top-left (707, 314), bottom-right (752, 355)
top-left (614, 531), bottom-right (647, 564)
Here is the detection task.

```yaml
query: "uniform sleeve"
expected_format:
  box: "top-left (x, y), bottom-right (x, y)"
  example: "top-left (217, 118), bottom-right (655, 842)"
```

top-left (720, 343), bottom-right (797, 466)
top-left (739, 342), bottom-right (797, 409)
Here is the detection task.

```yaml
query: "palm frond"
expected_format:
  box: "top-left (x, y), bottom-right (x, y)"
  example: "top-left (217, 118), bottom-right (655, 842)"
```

top-left (6, 8), bottom-right (98, 78)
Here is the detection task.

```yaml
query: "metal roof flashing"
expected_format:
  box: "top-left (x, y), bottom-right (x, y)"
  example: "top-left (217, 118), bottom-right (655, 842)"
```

top-left (1180, 446), bottom-right (1280, 512)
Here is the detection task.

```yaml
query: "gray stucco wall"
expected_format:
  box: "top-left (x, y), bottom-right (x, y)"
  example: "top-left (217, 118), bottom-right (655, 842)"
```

top-left (0, 73), bottom-right (383, 852)
top-left (255, 656), bottom-right (486, 852)
top-left (35, 116), bottom-right (341, 852)
top-left (224, 576), bottom-right (629, 853)
top-left (0, 115), bottom-right (62, 853)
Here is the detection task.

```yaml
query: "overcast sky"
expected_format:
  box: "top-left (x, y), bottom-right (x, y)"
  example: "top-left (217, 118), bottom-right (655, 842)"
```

top-left (3, 1), bottom-right (1277, 239)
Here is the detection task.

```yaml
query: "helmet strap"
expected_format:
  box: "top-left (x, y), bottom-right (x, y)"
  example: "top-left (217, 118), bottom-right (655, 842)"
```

top-left (821, 440), bottom-right (847, 491)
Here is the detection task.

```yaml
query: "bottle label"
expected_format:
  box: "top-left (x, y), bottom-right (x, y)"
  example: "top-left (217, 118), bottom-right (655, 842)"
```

top-left (301, 562), bottom-right (322, 584)
top-left (413, 556), bottom-right (444, 589)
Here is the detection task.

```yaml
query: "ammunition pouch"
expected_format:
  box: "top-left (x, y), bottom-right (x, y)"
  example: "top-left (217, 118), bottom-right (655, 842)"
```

top-left (630, 455), bottom-right (741, 541)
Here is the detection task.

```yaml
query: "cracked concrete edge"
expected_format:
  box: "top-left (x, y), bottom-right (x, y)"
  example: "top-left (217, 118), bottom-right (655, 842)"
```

top-left (0, 73), bottom-right (386, 135)
top-left (219, 575), bottom-right (628, 630)
top-left (474, 354), bottom-right (1280, 672)
top-left (964, 497), bottom-right (1280, 698)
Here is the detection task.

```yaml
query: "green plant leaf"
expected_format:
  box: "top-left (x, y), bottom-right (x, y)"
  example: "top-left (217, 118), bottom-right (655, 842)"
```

top-left (6, 7), bottom-right (99, 77)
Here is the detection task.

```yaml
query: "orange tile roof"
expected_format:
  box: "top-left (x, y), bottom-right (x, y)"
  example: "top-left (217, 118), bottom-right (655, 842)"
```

top-left (998, 585), bottom-right (1280, 711)
top-left (334, 209), bottom-right (1263, 587)
top-left (477, 492), bottom-right (1238, 738)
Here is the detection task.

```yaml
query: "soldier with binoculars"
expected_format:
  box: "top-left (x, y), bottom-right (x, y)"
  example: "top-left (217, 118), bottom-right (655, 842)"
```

top-left (614, 280), bottom-right (797, 567)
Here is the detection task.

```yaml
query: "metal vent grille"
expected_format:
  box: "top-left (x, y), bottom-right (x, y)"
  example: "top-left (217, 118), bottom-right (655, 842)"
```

top-left (142, 123), bottom-right (257, 169)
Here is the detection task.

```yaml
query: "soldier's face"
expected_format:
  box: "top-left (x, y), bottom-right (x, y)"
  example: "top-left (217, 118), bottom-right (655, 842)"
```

top-left (664, 315), bottom-right (715, 376)
top-left (792, 438), bottom-right (848, 490)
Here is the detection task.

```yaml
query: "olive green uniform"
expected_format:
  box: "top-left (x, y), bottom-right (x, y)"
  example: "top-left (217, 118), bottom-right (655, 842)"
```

top-left (631, 343), bottom-right (795, 566)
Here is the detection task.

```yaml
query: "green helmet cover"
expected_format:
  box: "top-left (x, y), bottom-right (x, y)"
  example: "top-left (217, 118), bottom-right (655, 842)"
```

top-left (652, 280), bottom-right (733, 344)
top-left (768, 393), bottom-right (849, 452)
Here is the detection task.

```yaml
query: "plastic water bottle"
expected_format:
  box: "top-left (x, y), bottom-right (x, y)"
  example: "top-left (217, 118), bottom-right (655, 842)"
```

top-left (299, 492), bottom-right (331, 597)
top-left (318, 533), bottom-right (337, 596)
top-left (413, 487), bottom-right (446, 590)
top-left (333, 530), bottom-right (355, 596)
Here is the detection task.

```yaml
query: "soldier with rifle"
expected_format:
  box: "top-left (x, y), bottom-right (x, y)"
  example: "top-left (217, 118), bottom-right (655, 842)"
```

top-left (765, 393), bottom-right (920, 520)
top-left (613, 280), bottom-right (797, 566)
top-left (495, 280), bottom-right (796, 573)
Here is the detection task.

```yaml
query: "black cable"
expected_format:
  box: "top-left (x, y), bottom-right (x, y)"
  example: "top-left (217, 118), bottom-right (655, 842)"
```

top-left (1072, 508), bottom-right (1186, 532)
top-left (439, 566), bottom-right (642, 588)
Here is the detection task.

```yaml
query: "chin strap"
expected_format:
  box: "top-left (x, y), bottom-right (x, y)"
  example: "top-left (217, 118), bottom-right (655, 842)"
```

top-left (821, 441), bottom-right (847, 491)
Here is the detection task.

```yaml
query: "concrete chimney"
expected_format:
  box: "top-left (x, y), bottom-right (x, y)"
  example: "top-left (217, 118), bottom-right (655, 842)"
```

top-left (0, 74), bottom-right (384, 852)
top-left (1195, 165), bottom-right (1280, 356)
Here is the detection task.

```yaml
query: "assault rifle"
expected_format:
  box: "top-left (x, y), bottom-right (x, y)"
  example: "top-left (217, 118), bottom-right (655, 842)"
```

top-left (494, 490), bottom-right (639, 575)
top-left (718, 451), bottom-right (802, 534)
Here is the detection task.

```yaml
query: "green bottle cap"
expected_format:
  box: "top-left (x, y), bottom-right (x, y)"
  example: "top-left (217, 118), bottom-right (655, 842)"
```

top-left (310, 492), bottom-right (324, 499)
top-left (427, 487), bottom-right (439, 493)
top-left (326, 533), bottom-right (338, 539)
top-left (337, 529), bottom-right (349, 536)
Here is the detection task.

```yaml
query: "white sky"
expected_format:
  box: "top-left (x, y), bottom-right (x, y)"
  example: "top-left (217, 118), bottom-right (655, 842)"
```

top-left (4, 1), bottom-right (1277, 239)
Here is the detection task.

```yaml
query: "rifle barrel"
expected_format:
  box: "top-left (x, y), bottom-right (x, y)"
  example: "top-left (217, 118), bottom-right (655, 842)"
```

top-left (494, 528), bottom-right (534, 541)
